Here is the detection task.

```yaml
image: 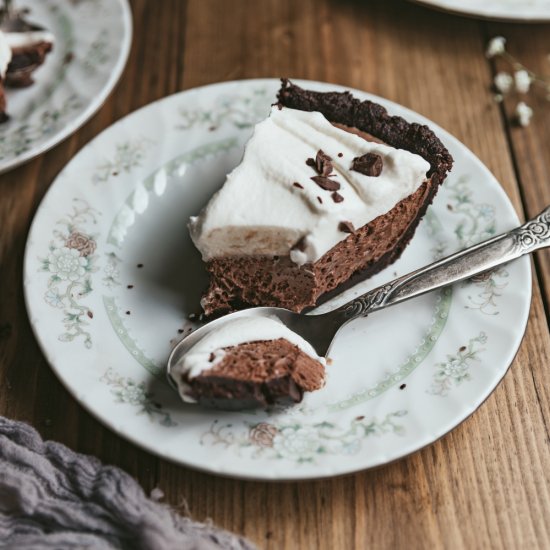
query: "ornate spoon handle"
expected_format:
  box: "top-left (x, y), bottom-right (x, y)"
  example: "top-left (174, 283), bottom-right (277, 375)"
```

top-left (336, 205), bottom-right (550, 320)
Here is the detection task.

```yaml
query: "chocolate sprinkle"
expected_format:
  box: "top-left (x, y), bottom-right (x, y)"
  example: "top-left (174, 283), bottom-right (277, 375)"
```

top-left (293, 182), bottom-right (304, 189)
top-left (317, 196), bottom-right (323, 204)
top-left (331, 191), bottom-right (344, 203)
top-left (292, 236), bottom-right (307, 252)
top-left (338, 221), bottom-right (355, 234)
top-left (311, 176), bottom-right (340, 191)
top-left (307, 150), bottom-right (333, 177)
top-left (315, 149), bottom-right (333, 176)
top-left (351, 152), bottom-right (384, 177)
top-left (337, 152), bottom-right (343, 158)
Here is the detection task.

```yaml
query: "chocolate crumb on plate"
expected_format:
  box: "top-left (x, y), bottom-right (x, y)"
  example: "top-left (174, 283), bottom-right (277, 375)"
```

top-left (400, 383), bottom-right (407, 390)
top-left (317, 196), bottom-right (323, 204)
top-left (137, 263), bottom-right (144, 268)
top-left (338, 220), bottom-right (355, 233)
top-left (351, 152), bottom-right (384, 177)
top-left (337, 152), bottom-right (343, 157)
top-left (125, 311), bottom-right (131, 315)
top-left (293, 182), bottom-right (304, 189)
top-left (127, 284), bottom-right (134, 289)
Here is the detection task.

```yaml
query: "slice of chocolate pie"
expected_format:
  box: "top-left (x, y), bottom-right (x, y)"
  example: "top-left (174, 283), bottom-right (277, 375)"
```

top-left (190, 80), bottom-right (453, 316)
top-left (171, 316), bottom-right (326, 409)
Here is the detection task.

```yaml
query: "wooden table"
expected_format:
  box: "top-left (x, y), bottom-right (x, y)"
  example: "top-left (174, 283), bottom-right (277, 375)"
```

top-left (1, 1), bottom-right (549, 548)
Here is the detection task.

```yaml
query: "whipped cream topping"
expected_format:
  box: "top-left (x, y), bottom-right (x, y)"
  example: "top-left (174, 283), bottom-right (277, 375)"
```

top-left (172, 315), bottom-right (325, 403)
top-left (189, 106), bottom-right (431, 265)
top-left (0, 32), bottom-right (12, 79)
top-left (5, 29), bottom-right (55, 50)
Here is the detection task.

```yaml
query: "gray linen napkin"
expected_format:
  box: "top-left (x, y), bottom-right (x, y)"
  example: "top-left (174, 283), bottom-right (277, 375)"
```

top-left (0, 417), bottom-right (257, 550)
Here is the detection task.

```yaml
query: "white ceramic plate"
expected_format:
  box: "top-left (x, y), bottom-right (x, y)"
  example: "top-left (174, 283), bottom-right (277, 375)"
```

top-left (0, 0), bottom-right (132, 174)
top-left (24, 79), bottom-right (531, 480)
top-left (410, 0), bottom-right (550, 21)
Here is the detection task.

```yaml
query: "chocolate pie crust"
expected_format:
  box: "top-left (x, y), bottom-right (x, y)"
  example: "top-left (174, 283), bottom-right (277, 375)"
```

top-left (200, 79), bottom-right (453, 316)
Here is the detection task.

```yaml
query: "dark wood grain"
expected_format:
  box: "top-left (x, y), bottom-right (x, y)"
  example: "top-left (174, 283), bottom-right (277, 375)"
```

top-left (485, 21), bottom-right (550, 314)
top-left (1, 1), bottom-right (549, 549)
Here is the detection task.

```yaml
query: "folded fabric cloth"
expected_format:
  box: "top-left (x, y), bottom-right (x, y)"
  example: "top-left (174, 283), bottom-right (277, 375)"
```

top-left (0, 417), bottom-right (257, 550)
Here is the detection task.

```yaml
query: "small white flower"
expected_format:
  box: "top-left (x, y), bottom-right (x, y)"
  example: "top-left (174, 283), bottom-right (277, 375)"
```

top-left (48, 247), bottom-right (87, 281)
top-left (515, 102), bottom-right (533, 127)
top-left (44, 289), bottom-right (64, 308)
top-left (514, 70), bottom-right (531, 93)
top-left (486, 36), bottom-right (506, 58)
top-left (273, 427), bottom-right (321, 460)
top-left (494, 72), bottom-right (513, 94)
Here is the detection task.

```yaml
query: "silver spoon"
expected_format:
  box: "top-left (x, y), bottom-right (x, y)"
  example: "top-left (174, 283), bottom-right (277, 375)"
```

top-left (168, 205), bottom-right (550, 394)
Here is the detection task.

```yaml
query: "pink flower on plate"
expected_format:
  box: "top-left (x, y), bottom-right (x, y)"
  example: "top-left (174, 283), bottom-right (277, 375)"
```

top-left (249, 423), bottom-right (278, 448)
top-left (65, 231), bottom-right (97, 257)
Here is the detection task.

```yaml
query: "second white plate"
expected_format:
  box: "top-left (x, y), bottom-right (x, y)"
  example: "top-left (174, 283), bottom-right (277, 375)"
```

top-left (410, 0), bottom-right (550, 21)
top-left (0, 0), bottom-right (132, 173)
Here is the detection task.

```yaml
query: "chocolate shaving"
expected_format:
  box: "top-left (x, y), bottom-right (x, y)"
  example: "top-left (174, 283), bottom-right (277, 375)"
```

top-left (351, 152), bottom-right (384, 177)
top-left (293, 182), bottom-right (304, 189)
top-left (317, 196), bottom-right (323, 204)
top-left (331, 191), bottom-right (344, 203)
top-left (307, 149), bottom-right (333, 177)
top-left (338, 221), bottom-right (355, 234)
top-left (209, 352), bottom-right (215, 362)
top-left (316, 149), bottom-right (333, 176)
top-left (311, 176), bottom-right (340, 191)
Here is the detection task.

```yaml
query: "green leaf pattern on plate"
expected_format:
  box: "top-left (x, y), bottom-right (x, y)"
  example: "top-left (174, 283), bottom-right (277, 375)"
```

top-left (200, 411), bottom-right (407, 464)
top-left (428, 332), bottom-right (488, 396)
top-left (100, 367), bottom-right (177, 427)
top-left (39, 199), bottom-right (100, 348)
